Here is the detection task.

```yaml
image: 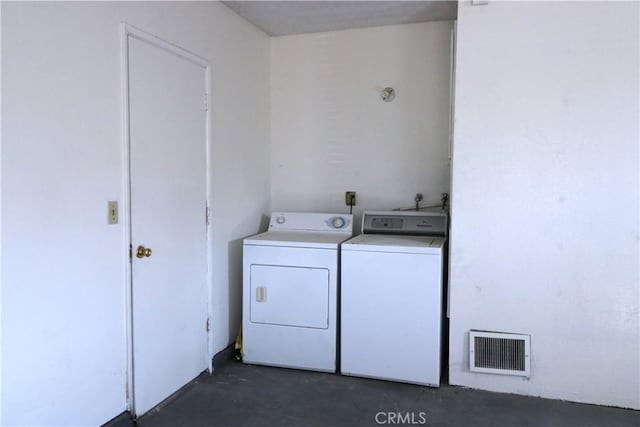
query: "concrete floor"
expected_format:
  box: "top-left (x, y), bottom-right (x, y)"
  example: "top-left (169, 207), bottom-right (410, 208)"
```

top-left (106, 360), bottom-right (639, 427)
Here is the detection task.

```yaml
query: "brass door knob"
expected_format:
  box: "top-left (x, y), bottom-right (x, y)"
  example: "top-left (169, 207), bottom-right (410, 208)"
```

top-left (136, 245), bottom-right (152, 258)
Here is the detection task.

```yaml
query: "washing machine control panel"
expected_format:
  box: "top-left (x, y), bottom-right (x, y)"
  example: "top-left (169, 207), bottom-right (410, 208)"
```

top-left (269, 212), bottom-right (353, 233)
top-left (362, 211), bottom-right (448, 237)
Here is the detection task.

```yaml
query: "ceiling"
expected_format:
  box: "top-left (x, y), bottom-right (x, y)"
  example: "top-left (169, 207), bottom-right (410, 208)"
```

top-left (222, 1), bottom-right (458, 37)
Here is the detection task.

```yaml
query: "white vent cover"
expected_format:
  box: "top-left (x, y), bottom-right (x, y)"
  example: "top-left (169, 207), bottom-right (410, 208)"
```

top-left (469, 331), bottom-right (530, 377)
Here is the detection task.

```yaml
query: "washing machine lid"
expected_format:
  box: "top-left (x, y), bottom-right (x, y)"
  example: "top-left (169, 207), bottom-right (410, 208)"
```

top-left (244, 231), bottom-right (351, 249)
top-left (341, 234), bottom-right (445, 254)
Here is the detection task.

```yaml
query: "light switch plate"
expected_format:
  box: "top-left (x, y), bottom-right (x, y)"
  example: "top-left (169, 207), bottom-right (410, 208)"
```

top-left (108, 201), bottom-right (118, 224)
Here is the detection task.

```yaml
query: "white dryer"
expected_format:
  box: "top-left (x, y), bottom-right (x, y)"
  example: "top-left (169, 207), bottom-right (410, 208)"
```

top-left (340, 211), bottom-right (447, 387)
top-left (242, 212), bottom-right (353, 372)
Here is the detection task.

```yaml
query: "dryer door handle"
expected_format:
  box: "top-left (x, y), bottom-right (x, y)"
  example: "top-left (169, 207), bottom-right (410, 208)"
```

top-left (256, 286), bottom-right (267, 302)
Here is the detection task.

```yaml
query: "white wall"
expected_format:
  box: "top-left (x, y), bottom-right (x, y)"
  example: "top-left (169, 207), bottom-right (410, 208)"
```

top-left (449, 1), bottom-right (639, 409)
top-left (270, 22), bottom-right (453, 225)
top-left (1, 2), bottom-right (270, 425)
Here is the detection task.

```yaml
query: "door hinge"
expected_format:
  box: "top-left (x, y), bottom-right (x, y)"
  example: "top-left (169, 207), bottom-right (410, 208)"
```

top-left (203, 92), bottom-right (209, 111)
top-left (129, 244), bottom-right (132, 262)
top-left (206, 205), bottom-right (210, 226)
top-left (206, 317), bottom-right (211, 332)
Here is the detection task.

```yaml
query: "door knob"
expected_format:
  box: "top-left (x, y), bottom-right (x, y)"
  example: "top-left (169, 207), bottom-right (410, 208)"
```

top-left (136, 245), bottom-right (152, 258)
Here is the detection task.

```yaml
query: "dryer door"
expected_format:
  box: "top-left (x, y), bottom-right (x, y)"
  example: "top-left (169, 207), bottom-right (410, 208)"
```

top-left (250, 265), bottom-right (329, 329)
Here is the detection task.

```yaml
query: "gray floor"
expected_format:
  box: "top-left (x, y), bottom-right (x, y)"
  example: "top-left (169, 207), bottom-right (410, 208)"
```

top-left (106, 360), bottom-right (639, 427)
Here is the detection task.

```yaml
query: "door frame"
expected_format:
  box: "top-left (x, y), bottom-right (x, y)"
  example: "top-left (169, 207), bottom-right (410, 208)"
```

top-left (120, 23), bottom-right (214, 415)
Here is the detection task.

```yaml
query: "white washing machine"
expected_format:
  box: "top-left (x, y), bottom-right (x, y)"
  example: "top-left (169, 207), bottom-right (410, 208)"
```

top-left (242, 212), bottom-right (353, 372)
top-left (340, 210), bottom-right (447, 387)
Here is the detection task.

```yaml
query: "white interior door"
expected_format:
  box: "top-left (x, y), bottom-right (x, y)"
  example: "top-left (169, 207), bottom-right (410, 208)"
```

top-left (127, 34), bottom-right (208, 416)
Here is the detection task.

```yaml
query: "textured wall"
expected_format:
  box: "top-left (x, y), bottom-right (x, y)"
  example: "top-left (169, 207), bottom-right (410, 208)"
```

top-left (449, 0), bottom-right (639, 409)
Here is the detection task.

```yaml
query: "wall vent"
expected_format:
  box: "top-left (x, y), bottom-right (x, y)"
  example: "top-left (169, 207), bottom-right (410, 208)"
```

top-left (469, 331), bottom-right (530, 377)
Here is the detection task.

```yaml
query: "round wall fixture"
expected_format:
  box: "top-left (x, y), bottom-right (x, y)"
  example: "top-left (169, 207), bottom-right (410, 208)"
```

top-left (380, 87), bottom-right (395, 102)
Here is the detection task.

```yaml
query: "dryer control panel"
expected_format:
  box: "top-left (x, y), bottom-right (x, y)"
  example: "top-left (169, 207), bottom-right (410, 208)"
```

top-left (269, 212), bottom-right (353, 234)
top-left (361, 211), bottom-right (448, 237)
